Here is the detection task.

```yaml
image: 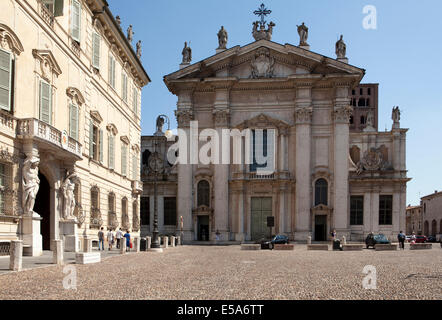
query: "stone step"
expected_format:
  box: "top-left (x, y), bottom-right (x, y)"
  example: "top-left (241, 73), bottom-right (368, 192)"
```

top-left (375, 244), bottom-right (398, 251)
top-left (307, 244), bottom-right (329, 251)
top-left (75, 252), bottom-right (101, 264)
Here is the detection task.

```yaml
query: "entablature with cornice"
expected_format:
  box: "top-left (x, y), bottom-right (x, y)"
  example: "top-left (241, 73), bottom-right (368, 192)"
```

top-left (85, 0), bottom-right (150, 87)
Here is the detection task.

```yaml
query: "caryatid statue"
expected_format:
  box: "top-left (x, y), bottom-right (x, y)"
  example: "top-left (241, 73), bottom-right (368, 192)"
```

top-left (136, 40), bottom-right (142, 59)
top-left (217, 26), bottom-right (228, 49)
top-left (297, 22), bottom-right (309, 46)
top-left (336, 35), bottom-right (346, 59)
top-left (22, 156), bottom-right (40, 215)
top-left (61, 170), bottom-right (78, 221)
top-left (182, 41), bottom-right (192, 64)
top-left (127, 25), bottom-right (134, 43)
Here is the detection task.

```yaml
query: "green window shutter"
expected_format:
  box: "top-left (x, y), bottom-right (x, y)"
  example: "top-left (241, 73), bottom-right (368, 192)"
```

top-left (89, 120), bottom-right (94, 158)
top-left (39, 80), bottom-right (51, 124)
top-left (132, 153), bottom-right (137, 180)
top-left (122, 73), bottom-right (127, 102)
top-left (92, 32), bottom-right (101, 69)
top-left (108, 135), bottom-right (114, 169)
top-left (0, 50), bottom-right (12, 111)
top-left (132, 86), bottom-right (138, 114)
top-left (69, 104), bottom-right (78, 140)
top-left (108, 56), bottom-right (115, 88)
top-left (121, 144), bottom-right (127, 176)
top-left (71, 0), bottom-right (81, 42)
top-left (99, 128), bottom-right (103, 162)
top-left (54, 0), bottom-right (64, 17)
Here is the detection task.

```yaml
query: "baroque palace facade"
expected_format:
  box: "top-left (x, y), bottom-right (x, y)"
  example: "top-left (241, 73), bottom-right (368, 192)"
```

top-left (0, 0), bottom-right (149, 256)
top-left (159, 19), bottom-right (409, 243)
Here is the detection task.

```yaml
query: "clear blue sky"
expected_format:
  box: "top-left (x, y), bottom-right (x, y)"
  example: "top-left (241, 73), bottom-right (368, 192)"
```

top-left (108, 0), bottom-right (442, 206)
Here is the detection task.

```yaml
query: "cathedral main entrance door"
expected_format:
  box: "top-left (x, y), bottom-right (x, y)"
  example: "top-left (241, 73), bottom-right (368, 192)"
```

top-left (314, 215), bottom-right (327, 241)
top-left (251, 197), bottom-right (272, 241)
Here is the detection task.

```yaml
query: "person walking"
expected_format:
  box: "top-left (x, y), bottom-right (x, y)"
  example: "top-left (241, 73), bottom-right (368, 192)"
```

top-left (124, 230), bottom-right (131, 252)
top-left (116, 228), bottom-right (123, 249)
top-left (398, 230), bottom-right (406, 250)
top-left (98, 227), bottom-right (105, 251)
top-left (331, 229), bottom-right (337, 241)
top-left (107, 228), bottom-right (115, 251)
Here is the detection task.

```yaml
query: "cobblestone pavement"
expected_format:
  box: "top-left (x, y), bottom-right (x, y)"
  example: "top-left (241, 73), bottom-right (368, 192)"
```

top-left (0, 245), bottom-right (441, 300)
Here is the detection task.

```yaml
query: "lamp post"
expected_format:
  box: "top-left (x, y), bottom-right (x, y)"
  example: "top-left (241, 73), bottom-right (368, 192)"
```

top-left (149, 115), bottom-right (172, 252)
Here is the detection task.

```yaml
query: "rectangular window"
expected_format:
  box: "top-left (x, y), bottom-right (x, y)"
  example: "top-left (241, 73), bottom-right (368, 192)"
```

top-left (0, 163), bottom-right (5, 215)
top-left (69, 104), bottom-right (79, 140)
top-left (91, 189), bottom-right (99, 209)
top-left (108, 134), bottom-right (114, 169)
top-left (121, 143), bottom-right (127, 176)
top-left (250, 129), bottom-right (274, 173)
top-left (379, 195), bottom-right (393, 225)
top-left (132, 86), bottom-right (138, 114)
top-left (108, 55), bottom-right (115, 88)
top-left (71, 0), bottom-right (81, 42)
top-left (89, 124), bottom-right (102, 162)
top-left (140, 196), bottom-right (149, 226)
top-left (0, 50), bottom-right (12, 111)
top-left (92, 32), bottom-right (101, 69)
top-left (350, 196), bottom-right (364, 225)
top-left (122, 72), bottom-right (128, 102)
top-left (163, 197), bottom-right (177, 226)
top-left (39, 80), bottom-right (52, 124)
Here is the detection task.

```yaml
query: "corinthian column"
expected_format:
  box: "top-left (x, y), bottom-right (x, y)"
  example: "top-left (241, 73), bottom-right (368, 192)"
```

top-left (213, 108), bottom-right (230, 241)
top-left (175, 109), bottom-right (193, 242)
top-left (294, 87), bottom-right (313, 241)
top-left (333, 86), bottom-right (353, 234)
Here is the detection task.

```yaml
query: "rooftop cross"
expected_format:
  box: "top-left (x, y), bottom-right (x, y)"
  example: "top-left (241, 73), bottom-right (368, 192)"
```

top-left (253, 3), bottom-right (272, 27)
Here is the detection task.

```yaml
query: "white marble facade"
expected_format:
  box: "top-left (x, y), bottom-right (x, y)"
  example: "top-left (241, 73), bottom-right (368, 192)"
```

top-left (163, 39), bottom-right (409, 243)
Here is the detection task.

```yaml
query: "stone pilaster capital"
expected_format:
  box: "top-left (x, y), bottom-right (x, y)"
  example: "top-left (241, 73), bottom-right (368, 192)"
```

top-left (333, 105), bottom-right (353, 124)
top-left (213, 109), bottom-right (230, 128)
top-left (295, 107), bottom-right (313, 124)
top-left (175, 109), bottom-right (194, 128)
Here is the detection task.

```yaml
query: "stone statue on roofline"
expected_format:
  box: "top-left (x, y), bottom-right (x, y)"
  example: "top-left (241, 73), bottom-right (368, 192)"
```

top-left (336, 35), bottom-right (346, 59)
top-left (127, 25), bottom-right (134, 44)
top-left (217, 26), bottom-right (228, 50)
top-left (136, 40), bottom-right (142, 59)
top-left (182, 41), bottom-right (192, 64)
top-left (252, 21), bottom-right (275, 41)
top-left (297, 22), bottom-right (309, 46)
top-left (392, 106), bottom-right (401, 129)
top-left (115, 16), bottom-right (121, 28)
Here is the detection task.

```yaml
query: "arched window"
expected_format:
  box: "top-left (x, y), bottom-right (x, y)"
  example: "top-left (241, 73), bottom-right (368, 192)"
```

top-left (197, 180), bottom-right (210, 207)
top-left (424, 220), bottom-right (429, 236)
top-left (315, 179), bottom-right (328, 206)
top-left (431, 220), bottom-right (437, 237)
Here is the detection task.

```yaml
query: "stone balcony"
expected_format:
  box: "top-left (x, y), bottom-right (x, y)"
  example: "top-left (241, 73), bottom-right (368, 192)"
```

top-left (0, 111), bottom-right (16, 137)
top-left (231, 171), bottom-right (292, 181)
top-left (132, 180), bottom-right (143, 194)
top-left (17, 118), bottom-right (82, 160)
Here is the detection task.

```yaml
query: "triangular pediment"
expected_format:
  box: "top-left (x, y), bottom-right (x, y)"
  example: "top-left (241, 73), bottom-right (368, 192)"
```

top-left (164, 40), bottom-right (365, 88)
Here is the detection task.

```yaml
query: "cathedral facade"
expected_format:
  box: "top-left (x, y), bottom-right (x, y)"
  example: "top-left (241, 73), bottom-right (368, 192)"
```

top-left (160, 19), bottom-right (409, 244)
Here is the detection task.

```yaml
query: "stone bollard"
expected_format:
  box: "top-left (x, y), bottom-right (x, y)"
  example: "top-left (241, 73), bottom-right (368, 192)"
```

top-left (162, 236), bottom-right (168, 249)
top-left (307, 236), bottom-right (312, 245)
top-left (52, 240), bottom-right (64, 265)
top-left (341, 236), bottom-right (347, 245)
top-left (134, 237), bottom-right (140, 252)
top-left (170, 236), bottom-right (176, 247)
top-left (145, 236), bottom-right (152, 251)
top-left (83, 236), bottom-right (92, 253)
top-left (176, 236), bottom-right (181, 246)
top-left (9, 240), bottom-right (23, 272)
top-left (120, 239), bottom-right (126, 254)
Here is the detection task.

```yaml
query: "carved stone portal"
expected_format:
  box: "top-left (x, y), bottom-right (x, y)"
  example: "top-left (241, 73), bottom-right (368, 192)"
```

top-left (250, 48), bottom-right (275, 79)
